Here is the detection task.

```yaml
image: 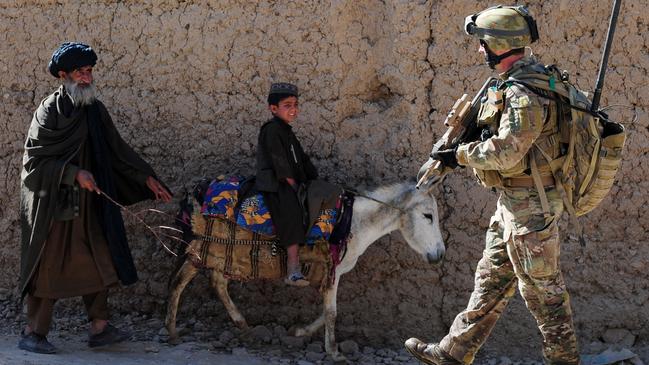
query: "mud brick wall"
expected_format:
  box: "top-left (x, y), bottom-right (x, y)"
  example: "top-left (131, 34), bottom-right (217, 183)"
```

top-left (1, 1), bottom-right (647, 360)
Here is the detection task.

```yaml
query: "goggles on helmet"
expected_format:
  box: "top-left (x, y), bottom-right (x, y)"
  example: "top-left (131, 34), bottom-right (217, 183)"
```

top-left (479, 39), bottom-right (524, 69)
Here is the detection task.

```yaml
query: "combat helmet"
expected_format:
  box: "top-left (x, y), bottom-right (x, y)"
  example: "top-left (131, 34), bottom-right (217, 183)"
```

top-left (465, 5), bottom-right (538, 67)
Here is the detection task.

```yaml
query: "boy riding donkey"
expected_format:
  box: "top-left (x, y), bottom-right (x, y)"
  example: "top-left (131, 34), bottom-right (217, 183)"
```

top-left (256, 83), bottom-right (321, 287)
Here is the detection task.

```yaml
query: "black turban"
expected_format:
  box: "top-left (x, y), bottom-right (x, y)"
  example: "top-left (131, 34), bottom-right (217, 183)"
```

top-left (48, 42), bottom-right (98, 78)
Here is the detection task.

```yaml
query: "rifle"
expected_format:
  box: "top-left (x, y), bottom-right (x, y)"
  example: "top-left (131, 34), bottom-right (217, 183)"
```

top-left (416, 77), bottom-right (498, 188)
top-left (591, 0), bottom-right (621, 113)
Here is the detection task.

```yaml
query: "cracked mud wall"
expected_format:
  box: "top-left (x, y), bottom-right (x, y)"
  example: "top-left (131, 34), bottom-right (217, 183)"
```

top-left (0, 0), bottom-right (647, 360)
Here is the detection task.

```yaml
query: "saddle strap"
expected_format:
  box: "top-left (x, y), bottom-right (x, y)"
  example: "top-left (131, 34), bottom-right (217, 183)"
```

top-left (196, 236), bottom-right (277, 245)
top-left (198, 218), bottom-right (215, 268)
top-left (224, 221), bottom-right (236, 274)
top-left (279, 246), bottom-right (288, 277)
top-left (249, 232), bottom-right (261, 279)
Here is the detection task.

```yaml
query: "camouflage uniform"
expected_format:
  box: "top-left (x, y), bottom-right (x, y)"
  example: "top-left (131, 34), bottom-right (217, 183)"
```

top-left (439, 56), bottom-right (580, 365)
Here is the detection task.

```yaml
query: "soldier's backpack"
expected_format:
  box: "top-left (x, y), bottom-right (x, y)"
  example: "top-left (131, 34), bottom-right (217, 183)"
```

top-left (505, 65), bottom-right (626, 221)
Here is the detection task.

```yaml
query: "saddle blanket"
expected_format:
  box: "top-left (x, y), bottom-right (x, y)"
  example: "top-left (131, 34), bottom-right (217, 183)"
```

top-left (200, 176), bottom-right (337, 245)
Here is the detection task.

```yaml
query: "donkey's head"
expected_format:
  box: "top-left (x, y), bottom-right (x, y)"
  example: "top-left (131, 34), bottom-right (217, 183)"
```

top-left (397, 185), bottom-right (445, 264)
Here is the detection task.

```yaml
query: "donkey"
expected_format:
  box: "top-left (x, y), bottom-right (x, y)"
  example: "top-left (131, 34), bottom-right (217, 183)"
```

top-left (165, 181), bottom-right (445, 361)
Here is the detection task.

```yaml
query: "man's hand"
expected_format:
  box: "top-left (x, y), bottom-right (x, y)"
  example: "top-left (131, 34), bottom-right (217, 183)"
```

top-left (75, 170), bottom-right (100, 193)
top-left (146, 176), bottom-right (172, 202)
top-left (286, 177), bottom-right (298, 191)
top-left (432, 148), bottom-right (460, 169)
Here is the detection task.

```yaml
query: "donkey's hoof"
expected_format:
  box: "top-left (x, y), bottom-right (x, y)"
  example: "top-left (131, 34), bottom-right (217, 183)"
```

top-left (234, 320), bottom-right (249, 330)
top-left (329, 351), bottom-right (348, 363)
top-left (168, 335), bottom-right (181, 345)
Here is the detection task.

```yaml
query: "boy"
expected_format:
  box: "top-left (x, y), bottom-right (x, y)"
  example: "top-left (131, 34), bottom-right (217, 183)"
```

top-left (255, 83), bottom-right (318, 287)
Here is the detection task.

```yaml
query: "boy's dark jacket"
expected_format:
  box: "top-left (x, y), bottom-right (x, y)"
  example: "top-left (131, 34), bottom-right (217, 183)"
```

top-left (255, 116), bottom-right (318, 192)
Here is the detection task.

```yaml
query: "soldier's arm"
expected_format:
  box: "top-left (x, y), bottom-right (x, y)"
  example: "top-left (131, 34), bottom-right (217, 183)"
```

top-left (456, 85), bottom-right (546, 170)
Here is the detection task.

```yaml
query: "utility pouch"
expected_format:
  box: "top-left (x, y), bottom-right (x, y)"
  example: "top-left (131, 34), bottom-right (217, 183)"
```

top-left (477, 87), bottom-right (504, 127)
top-left (473, 168), bottom-right (504, 188)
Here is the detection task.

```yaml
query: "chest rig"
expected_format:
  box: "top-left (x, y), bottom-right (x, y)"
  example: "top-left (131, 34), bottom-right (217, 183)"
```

top-left (472, 64), bottom-right (564, 190)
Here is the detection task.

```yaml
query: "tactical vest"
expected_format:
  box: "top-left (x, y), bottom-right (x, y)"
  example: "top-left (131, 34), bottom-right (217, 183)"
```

top-left (472, 61), bottom-right (562, 190)
top-left (475, 62), bottom-right (626, 242)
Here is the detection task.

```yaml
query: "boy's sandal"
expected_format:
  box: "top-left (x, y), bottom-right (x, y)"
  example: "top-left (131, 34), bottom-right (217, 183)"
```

top-left (284, 272), bottom-right (310, 287)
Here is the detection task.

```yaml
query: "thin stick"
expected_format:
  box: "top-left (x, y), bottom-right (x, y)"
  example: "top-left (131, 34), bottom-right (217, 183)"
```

top-left (154, 232), bottom-right (191, 245)
top-left (157, 225), bottom-right (185, 234)
top-left (98, 189), bottom-right (200, 261)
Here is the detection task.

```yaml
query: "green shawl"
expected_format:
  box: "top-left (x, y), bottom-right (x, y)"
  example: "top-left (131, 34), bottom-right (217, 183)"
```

top-left (20, 86), bottom-right (156, 298)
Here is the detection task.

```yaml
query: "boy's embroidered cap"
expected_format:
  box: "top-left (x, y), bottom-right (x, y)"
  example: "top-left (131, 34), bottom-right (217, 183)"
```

top-left (269, 82), bottom-right (298, 97)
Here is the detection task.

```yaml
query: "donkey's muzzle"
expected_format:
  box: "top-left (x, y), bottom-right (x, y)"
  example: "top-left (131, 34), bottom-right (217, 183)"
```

top-left (427, 250), bottom-right (444, 264)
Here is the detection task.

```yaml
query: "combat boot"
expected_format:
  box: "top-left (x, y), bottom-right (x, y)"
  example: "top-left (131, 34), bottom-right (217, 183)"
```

top-left (404, 338), bottom-right (462, 365)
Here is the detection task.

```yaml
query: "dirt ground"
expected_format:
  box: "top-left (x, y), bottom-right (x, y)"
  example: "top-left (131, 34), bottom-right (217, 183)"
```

top-left (0, 305), bottom-right (647, 365)
top-left (0, 310), bottom-right (426, 365)
top-left (0, 337), bottom-right (266, 365)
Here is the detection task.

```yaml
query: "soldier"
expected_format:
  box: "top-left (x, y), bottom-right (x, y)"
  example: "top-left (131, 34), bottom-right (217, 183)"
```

top-left (405, 6), bottom-right (581, 365)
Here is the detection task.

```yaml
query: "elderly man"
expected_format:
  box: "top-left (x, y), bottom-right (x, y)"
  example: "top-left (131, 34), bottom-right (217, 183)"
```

top-left (19, 42), bottom-right (172, 354)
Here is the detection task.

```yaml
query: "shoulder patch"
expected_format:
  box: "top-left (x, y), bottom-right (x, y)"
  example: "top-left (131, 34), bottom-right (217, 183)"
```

top-left (509, 94), bottom-right (530, 108)
top-left (505, 83), bottom-right (540, 109)
top-left (505, 82), bottom-right (529, 97)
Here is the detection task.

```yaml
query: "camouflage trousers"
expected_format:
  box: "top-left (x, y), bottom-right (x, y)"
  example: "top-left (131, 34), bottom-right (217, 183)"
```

top-left (439, 203), bottom-right (580, 365)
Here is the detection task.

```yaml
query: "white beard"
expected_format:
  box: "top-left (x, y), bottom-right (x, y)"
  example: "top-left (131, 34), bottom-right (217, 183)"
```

top-left (64, 79), bottom-right (97, 107)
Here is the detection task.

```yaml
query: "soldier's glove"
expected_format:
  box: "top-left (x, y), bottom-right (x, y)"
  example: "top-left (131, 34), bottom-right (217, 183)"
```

top-left (432, 147), bottom-right (460, 169)
top-left (480, 127), bottom-right (494, 141)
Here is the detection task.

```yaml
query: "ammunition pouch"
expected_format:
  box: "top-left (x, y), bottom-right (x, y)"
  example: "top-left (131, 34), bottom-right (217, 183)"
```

top-left (477, 100), bottom-right (502, 127)
top-left (473, 168), bottom-right (504, 188)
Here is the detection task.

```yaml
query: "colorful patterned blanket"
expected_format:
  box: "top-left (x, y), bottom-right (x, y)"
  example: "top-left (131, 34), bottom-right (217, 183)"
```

top-left (200, 176), bottom-right (337, 245)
